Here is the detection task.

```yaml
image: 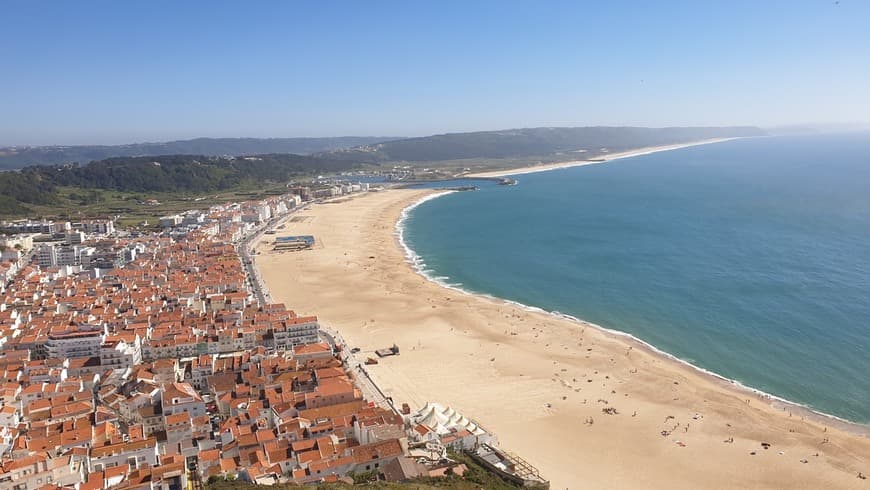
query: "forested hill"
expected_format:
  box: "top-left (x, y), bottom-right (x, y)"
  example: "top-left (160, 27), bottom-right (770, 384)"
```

top-left (325, 126), bottom-right (767, 162)
top-left (1, 127), bottom-right (767, 170)
top-left (0, 136), bottom-right (393, 169)
top-left (0, 153), bottom-right (363, 215)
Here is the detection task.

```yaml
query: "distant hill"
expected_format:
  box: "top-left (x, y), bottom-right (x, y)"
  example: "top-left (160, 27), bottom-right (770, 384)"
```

top-left (0, 136), bottom-right (394, 169)
top-left (1, 127), bottom-right (768, 170)
top-left (325, 126), bottom-right (767, 163)
top-left (0, 153), bottom-right (365, 215)
top-left (0, 125), bottom-right (769, 216)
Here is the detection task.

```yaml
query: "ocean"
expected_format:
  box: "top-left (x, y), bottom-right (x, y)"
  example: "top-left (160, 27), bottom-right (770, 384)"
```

top-left (401, 133), bottom-right (870, 424)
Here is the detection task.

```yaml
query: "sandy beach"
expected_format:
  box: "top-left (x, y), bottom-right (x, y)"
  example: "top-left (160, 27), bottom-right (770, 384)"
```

top-left (467, 138), bottom-right (740, 178)
top-left (255, 188), bottom-right (870, 489)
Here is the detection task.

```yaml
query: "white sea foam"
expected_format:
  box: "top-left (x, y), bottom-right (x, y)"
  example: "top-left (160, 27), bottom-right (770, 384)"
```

top-left (395, 191), bottom-right (456, 283)
top-left (394, 189), bottom-right (869, 432)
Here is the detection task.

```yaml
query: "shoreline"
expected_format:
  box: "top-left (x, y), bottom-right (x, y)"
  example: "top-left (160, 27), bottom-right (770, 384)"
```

top-left (396, 190), bottom-right (870, 435)
top-left (256, 188), bottom-right (870, 488)
top-left (466, 137), bottom-right (741, 178)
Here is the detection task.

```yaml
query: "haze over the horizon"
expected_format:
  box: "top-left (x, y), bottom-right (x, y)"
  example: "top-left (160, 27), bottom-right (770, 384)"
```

top-left (1, 1), bottom-right (869, 146)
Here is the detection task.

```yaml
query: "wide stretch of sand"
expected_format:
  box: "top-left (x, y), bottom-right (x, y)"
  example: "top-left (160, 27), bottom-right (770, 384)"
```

top-left (255, 189), bottom-right (870, 489)
top-left (467, 138), bottom-right (739, 178)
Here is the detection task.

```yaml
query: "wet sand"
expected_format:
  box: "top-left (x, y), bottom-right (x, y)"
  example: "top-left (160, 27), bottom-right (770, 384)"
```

top-left (255, 189), bottom-right (870, 489)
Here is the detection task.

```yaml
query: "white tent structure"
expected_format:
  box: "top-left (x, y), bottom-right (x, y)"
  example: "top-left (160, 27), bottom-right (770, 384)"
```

top-left (409, 402), bottom-right (496, 448)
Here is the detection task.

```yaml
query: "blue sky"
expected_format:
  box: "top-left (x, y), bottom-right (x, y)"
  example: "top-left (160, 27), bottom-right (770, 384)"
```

top-left (1, 1), bottom-right (869, 145)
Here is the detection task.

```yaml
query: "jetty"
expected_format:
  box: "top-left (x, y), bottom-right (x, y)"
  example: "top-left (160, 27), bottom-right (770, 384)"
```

top-left (394, 175), bottom-right (516, 189)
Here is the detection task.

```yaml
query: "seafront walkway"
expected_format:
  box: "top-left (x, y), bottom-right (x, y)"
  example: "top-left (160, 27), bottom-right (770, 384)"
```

top-left (319, 324), bottom-right (399, 415)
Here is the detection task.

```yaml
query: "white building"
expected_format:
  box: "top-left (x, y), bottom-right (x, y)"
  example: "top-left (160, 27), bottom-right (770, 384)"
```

top-left (161, 382), bottom-right (206, 418)
top-left (75, 219), bottom-right (114, 235)
top-left (89, 438), bottom-right (159, 472)
top-left (272, 317), bottom-right (320, 350)
top-left (0, 406), bottom-right (20, 429)
top-left (66, 231), bottom-right (86, 245)
top-left (37, 244), bottom-right (57, 268)
top-left (0, 233), bottom-right (35, 251)
top-left (100, 337), bottom-right (142, 371)
top-left (182, 212), bottom-right (206, 226)
top-left (0, 453), bottom-right (84, 490)
top-left (55, 245), bottom-right (78, 266)
top-left (37, 244), bottom-right (96, 268)
top-left (45, 324), bottom-right (107, 359)
top-left (159, 215), bottom-right (183, 228)
top-left (1, 220), bottom-right (68, 235)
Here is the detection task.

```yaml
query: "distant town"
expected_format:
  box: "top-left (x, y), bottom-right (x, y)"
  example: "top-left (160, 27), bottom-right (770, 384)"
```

top-left (0, 179), bottom-right (548, 488)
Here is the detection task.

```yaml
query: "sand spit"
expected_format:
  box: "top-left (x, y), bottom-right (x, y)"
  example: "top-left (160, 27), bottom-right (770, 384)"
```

top-left (467, 138), bottom-right (741, 178)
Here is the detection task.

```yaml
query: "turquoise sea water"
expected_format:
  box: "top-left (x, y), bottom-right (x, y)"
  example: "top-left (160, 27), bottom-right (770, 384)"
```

top-left (403, 134), bottom-right (870, 424)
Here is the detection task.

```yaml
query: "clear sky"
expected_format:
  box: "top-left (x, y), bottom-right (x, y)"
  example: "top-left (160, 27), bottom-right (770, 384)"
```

top-left (2, 0), bottom-right (869, 145)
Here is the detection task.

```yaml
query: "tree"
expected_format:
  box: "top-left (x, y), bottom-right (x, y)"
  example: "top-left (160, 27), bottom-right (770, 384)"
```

top-left (352, 470), bottom-right (378, 484)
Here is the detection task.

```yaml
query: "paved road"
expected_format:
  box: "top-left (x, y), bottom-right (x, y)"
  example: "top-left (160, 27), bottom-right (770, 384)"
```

top-left (237, 219), bottom-right (275, 305)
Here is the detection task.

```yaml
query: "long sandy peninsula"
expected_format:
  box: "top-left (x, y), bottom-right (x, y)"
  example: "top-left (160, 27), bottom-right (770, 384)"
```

top-left (467, 137), bottom-right (740, 178)
top-left (255, 189), bottom-right (870, 488)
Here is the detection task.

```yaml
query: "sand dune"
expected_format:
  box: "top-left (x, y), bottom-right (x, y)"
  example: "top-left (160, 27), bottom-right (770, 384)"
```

top-left (255, 189), bottom-right (870, 489)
